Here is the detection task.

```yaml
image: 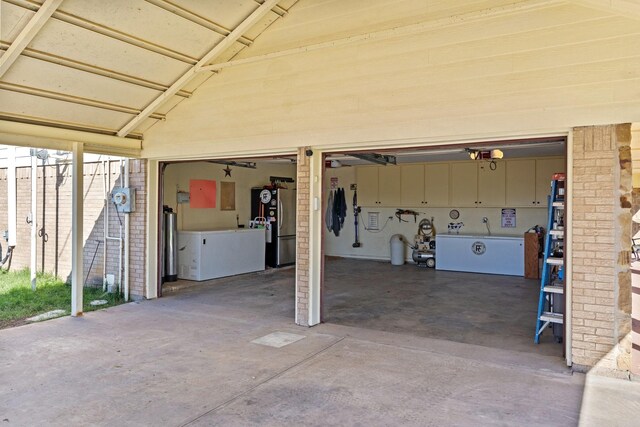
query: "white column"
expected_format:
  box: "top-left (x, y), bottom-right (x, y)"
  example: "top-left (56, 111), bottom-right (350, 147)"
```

top-left (565, 131), bottom-right (573, 367)
top-left (308, 150), bottom-right (323, 326)
top-left (7, 147), bottom-right (17, 247)
top-left (30, 154), bottom-right (37, 290)
top-left (145, 160), bottom-right (159, 299)
top-left (71, 142), bottom-right (84, 316)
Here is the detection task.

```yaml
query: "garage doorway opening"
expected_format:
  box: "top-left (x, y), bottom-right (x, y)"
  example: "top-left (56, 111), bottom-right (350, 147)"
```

top-left (321, 137), bottom-right (568, 360)
top-left (156, 155), bottom-right (298, 316)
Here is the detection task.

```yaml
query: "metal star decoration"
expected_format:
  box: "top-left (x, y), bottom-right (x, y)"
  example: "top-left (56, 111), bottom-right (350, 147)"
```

top-left (223, 165), bottom-right (232, 177)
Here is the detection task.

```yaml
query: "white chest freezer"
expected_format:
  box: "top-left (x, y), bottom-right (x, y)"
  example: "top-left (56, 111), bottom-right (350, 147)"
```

top-left (177, 228), bottom-right (266, 281)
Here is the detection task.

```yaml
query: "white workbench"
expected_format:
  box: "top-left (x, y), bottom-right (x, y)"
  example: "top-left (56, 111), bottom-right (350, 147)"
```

top-left (435, 234), bottom-right (524, 276)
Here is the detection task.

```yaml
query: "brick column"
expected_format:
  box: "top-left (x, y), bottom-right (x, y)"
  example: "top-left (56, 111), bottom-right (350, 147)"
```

top-left (296, 147), bottom-right (310, 326)
top-left (571, 124), bottom-right (633, 372)
top-left (127, 159), bottom-right (147, 299)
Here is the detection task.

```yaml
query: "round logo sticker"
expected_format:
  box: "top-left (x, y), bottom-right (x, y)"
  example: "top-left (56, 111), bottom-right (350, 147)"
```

top-left (471, 241), bottom-right (486, 255)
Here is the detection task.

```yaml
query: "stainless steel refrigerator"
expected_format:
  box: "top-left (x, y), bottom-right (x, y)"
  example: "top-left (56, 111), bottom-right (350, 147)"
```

top-left (251, 188), bottom-right (296, 267)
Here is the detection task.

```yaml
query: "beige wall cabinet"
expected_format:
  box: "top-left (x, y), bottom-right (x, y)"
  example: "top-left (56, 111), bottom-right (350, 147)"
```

top-left (356, 166), bottom-right (379, 206)
top-left (451, 161), bottom-right (506, 207)
top-left (450, 162), bottom-right (478, 207)
top-left (361, 157), bottom-right (563, 208)
top-left (477, 161), bottom-right (506, 207)
top-left (400, 163), bottom-right (450, 207)
top-left (424, 163), bottom-right (450, 206)
top-left (506, 159), bottom-right (537, 207)
top-left (356, 165), bottom-right (401, 206)
top-left (505, 157), bottom-right (566, 207)
top-left (400, 164), bottom-right (424, 206)
top-left (535, 158), bottom-right (565, 205)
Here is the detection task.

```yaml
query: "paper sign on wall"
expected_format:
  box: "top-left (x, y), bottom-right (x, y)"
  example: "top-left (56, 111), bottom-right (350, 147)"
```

top-left (330, 177), bottom-right (338, 190)
top-left (501, 208), bottom-right (516, 228)
top-left (189, 179), bottom-right (216, 208)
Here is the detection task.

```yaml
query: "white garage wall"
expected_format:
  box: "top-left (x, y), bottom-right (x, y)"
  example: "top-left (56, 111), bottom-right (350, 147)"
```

top-left (323, 165), bottom-right (547, 261)
top-left (142, 1), bottom-right (640, 158)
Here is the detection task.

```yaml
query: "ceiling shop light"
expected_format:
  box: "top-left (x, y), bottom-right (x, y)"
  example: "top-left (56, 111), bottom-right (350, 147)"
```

top-left (351, 153), bottom-right (397, 165)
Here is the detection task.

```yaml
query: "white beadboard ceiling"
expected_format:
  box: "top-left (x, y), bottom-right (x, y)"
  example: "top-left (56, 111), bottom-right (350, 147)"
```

top-left (0, 0), bottom-right (297, 138)
top-left (0, 0), bottom-right (639, 150)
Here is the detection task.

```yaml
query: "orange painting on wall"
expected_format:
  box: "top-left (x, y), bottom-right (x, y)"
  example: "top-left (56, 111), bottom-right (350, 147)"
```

top-left (189, 179), bottom-right (216, 208)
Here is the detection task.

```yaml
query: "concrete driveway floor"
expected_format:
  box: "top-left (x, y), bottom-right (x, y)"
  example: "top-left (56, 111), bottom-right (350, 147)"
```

top-left (1, 273), bottom-right (640, 426)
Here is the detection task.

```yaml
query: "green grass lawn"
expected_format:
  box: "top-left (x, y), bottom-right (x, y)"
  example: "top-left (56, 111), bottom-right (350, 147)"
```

top-left (0, 269), bottom-right (123, 329)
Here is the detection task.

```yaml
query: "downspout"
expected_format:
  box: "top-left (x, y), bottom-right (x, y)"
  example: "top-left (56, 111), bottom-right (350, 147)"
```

top-left (30, 151), bottom-right (37, 290)
top-left (124, 159), bottom-right (130, 301)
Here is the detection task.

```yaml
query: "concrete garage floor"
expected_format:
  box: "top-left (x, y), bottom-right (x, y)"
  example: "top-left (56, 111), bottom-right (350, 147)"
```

top-left (1, 266), bottom-right (639, 425)
top-left (323, 258), bottom-right (562, 357)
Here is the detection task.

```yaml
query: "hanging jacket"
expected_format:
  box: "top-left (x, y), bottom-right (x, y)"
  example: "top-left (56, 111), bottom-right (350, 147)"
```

top-left (338, 188), bottom-right (347, 227)
top-left (325, 190), bottom-right (334, 232)
top-left (332, 189), bottom-right (341, 236)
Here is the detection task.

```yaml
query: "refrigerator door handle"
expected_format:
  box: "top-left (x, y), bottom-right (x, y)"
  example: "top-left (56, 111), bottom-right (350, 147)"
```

top-left (279, 200), bottom-right (283, 230)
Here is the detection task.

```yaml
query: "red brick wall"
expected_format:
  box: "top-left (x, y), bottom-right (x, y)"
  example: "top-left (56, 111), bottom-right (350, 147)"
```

top-left (0, 159), bottom-right (147, 299)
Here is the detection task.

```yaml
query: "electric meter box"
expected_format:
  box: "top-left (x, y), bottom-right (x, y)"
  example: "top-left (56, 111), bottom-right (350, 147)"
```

top-left (112, 187), bottom-right (136, 213)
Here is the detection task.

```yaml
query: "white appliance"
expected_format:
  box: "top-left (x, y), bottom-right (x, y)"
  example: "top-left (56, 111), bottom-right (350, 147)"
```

top-left (177, 228), bottom-right (265, 281)
top-left (436, 234), bottom-right (524, 276)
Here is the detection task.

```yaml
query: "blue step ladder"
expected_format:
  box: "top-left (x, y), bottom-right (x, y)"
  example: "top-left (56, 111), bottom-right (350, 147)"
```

top-left (535, 178), bottom-right (565, 344)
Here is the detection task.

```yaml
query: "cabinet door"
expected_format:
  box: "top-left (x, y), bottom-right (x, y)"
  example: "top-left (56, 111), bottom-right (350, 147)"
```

top-left (478, 161), bottom-right (506, 207)
top-left (450, 163), bottom-right (478, 207)
top-left (356, 166), bottom-right (379, 206)
top-left (505, 159), bottom-right (536, 207)
top-left (400, 164), bottom-right (425, 206)
top-left (535, 158), bottom-right (566, 205)
top-left (378, 166), bottom-right (401, 206)
top-left (424, 163), bottom-right (450, 207)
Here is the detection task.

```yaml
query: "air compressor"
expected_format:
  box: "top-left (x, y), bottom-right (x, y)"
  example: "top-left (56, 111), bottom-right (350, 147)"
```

top-left (410, 217), bottom-right (436, 268)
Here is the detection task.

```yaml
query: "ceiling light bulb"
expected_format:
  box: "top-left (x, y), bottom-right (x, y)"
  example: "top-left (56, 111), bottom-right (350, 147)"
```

top-left (490, 149), bottom-right (504, 159)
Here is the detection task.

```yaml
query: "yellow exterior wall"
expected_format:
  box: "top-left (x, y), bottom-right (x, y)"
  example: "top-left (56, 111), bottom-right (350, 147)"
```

top-left (142, 1), bottom-right (640, 159)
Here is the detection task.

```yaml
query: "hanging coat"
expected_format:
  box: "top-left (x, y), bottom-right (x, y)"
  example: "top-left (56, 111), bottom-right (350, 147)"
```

top-left (332, 189), bottom-right (341, 237)
top-left (325, 190), bottom-right (334, 232)
top-left (338, 188), bottom-right (347, 227)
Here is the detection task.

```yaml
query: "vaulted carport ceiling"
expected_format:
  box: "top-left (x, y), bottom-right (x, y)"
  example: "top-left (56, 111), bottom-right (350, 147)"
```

top-left (0, 0), bottom-right (296, 139)
top-left (0, 0), bottom-right (639, 148)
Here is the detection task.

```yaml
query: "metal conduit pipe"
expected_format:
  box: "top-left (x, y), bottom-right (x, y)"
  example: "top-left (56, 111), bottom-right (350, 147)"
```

top-left (30, 153), bottom-right (37, 290)
top-left (103, 157), bottom-right (124, 294)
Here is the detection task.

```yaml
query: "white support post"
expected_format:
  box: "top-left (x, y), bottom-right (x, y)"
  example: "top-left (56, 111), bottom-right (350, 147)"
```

top-left (145, 160), bottom-right (159, 299)
top-left (308, 150), bottom-right (323, 326)
top-left (30, 154), bottom-right (37, 290)
top-left (7, 147), bottom-right (17, 247)
top-left (71, 142), bottom-right (84, 316)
